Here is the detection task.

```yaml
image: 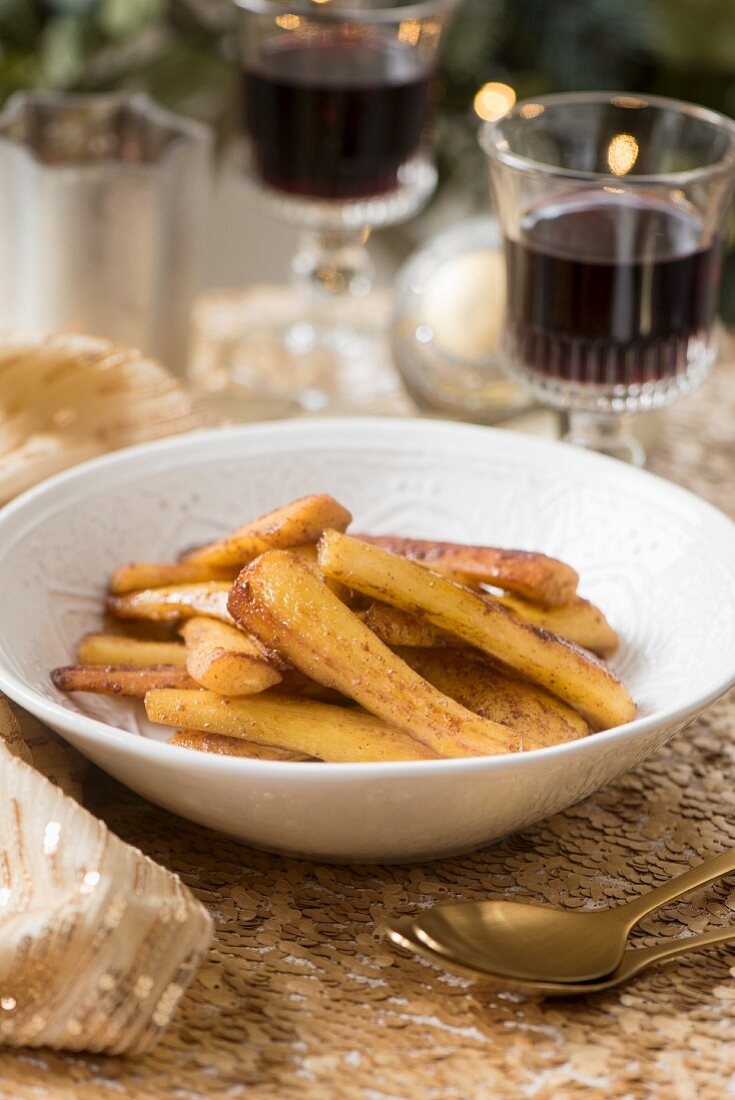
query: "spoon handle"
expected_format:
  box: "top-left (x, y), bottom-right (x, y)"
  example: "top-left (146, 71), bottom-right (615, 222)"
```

top-left (622, 846), bottom-right (735, 927)
top-left (622, 924), bottom-right (735, 980)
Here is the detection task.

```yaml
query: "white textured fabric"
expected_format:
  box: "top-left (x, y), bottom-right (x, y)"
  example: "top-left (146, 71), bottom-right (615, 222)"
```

top-left (0, 332), bottom-right (216, 503)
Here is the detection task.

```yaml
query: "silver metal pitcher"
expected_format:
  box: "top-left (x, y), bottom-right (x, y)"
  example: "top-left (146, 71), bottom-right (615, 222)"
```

top-left (0, 92), bottom-right (211, 376)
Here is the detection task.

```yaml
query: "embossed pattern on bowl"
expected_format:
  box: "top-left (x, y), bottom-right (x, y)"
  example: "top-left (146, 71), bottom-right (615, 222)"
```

top-left (0, 419), bottom-right (732, 861)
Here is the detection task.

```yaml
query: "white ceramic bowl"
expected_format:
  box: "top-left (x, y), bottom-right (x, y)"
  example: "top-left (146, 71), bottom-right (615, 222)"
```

top-left (0, 419), bottom-right (733, 863)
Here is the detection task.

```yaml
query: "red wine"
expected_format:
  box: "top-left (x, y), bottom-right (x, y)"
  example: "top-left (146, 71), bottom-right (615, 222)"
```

top-left (243, 33), bottom-right (432, 200)
top-left (504, 193), bottom-right (723, 386)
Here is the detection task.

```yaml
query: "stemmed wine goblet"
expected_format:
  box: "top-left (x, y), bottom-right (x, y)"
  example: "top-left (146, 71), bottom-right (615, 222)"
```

top-left (232, 0), bottom-right (459, 412)
top-left (482, 93), bottom-right (735, 464)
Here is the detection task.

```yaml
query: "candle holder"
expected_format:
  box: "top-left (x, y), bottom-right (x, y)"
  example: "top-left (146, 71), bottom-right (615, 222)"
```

top-left (0, 91), bottom-right (211, 376)
top-left (392, 216), bottom-right (532, 421)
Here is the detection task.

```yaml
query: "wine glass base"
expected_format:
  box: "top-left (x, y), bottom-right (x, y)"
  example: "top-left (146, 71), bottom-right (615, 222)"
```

top-left (503, 341), bottom-right (718, 463)
top-left (191, 286), bottom-right (411, 417)
top-left (563, 412), bottom-right (645, 466)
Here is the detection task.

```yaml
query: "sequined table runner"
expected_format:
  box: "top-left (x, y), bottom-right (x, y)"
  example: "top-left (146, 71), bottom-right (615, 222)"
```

top-left (1, 363), bottom-right (734, 1099)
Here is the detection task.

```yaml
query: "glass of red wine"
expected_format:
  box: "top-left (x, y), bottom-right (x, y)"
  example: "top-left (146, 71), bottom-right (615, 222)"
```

top-left (232, 0), bottom-right (458, 412)
top-left (482, 93), bottom-right (735, 463)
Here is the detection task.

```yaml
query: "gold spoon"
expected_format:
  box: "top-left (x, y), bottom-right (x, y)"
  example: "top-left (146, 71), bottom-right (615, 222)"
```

top-left (407, 846), bottom-right (735, 983)
top-left (387, 916), bottom-right (735, 997)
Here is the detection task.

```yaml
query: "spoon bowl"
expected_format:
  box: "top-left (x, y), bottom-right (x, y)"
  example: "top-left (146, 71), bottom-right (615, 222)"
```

top-left (387, 916), bottom-right (735, 997)
top-left (414, 901), bottom-right (627, 983)
top-left (412, 845), bottom-right (735, 982)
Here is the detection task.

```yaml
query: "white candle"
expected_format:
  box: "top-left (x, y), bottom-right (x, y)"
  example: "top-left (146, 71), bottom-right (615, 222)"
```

top-left (420, 249), bottom-right (506, 361)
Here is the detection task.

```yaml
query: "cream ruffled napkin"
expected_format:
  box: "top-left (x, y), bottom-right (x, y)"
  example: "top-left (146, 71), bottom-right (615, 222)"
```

top-left (0, 335), bottom-right (216, 1054)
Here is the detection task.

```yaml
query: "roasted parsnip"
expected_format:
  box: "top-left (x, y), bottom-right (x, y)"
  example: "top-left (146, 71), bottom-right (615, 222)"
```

top-left (228, 550), bottom-right (524, 757)
top-left (146, 690), bottom-right (439, 763)
top-left (50, 491), bottom-right (633, 764)
top-left (107, 582), bottom-right (232, 624)
top-left (169, 729), bottom-right (310, 761)
top-left (180, 617), bottom-right (283, 695)
top-left (354, 533), bottom-right (578, 607)
top-left (318, 532), bottom-right (635, 730)
top-left (183, 494), bottom-right (352, 568)
top-left (77, 633), bottom-right (186, 667)
top-left (396, 648), bottom-right (588, 745)
top-left (110, 560), bottom-right (237, 595)
top-left (363, 603), bottom-right (455, 650)
top-left (365, 595), bottom-right (618, 658)
top-left (52, 664), bottom-right (196, 698)
top-left (492, 594), bottom-right (618, 657)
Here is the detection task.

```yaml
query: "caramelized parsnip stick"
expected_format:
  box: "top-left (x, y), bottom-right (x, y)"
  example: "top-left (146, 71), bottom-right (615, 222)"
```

top-left (276, 670), bottom-right (349, 705)
top-left (78, 633), bottom-right (186, 667)
top-left (492, 594), bottom-right (618, 657)
top-left (318, 532), bottom-right (635, 730)
top-left (169, 729), bottom-right (311, 761)
top-left (354, 533), bottom-right (578, 607)
top-left (364, 604), bottom-right (454, 649)
top-left (287, 543), bottom-right (353, 603)
top-left (183, 494), bottom-right (352, 568)
top-left (52, 664), bottom-right (196, 698)
top-left (180, 617), bottom-right (282, 695)
top-left (107, 582), bottom-right (232, 624)
top-left (396, 648), bottom-right (588, 744)
top-left (229, 551), bottom-right (524, 757)
top-left (365, 595), bottom-right (618, 658)
top-left (110, 561), bottom-right (237, 594)
top-left (146, 690), bottom-right (439, 763)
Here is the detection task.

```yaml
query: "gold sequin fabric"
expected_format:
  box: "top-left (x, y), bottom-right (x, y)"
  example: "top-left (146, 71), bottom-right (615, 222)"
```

top-left (0, 745), bottom-right (213, 1056)
top-left (1, 358), bottom-right (735, 1095)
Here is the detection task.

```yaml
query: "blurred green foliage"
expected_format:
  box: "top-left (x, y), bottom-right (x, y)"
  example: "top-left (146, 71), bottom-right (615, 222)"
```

top-left (4, 0), bottom-right (735, 127)
top-left (0, 0), bottom-right (234, 130)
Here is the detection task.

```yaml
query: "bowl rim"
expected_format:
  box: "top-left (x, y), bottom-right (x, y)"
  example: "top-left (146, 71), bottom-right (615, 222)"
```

top-left (0, 416), bottom-right (733, 780)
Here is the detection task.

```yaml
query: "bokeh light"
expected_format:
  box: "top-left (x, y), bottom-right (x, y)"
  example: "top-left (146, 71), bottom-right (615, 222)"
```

top-left (607, 133), bottom-right (639, 176)
top-left (473, 82), bottom-right (516, 122)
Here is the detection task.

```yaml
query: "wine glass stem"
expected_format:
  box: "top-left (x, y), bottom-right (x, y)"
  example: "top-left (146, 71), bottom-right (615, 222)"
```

top-left (291, 227), bottom-right (374, 311)
top-left (564, 410), bottom-right (645, 466)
